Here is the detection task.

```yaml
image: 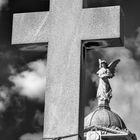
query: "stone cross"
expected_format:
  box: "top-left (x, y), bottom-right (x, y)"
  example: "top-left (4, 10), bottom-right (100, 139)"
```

top-left (11, 0), bottom-right (124, 140)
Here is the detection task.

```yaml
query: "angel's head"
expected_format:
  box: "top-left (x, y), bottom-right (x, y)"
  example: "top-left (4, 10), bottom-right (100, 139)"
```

top-left (99, 59), bottom-right (108, 69)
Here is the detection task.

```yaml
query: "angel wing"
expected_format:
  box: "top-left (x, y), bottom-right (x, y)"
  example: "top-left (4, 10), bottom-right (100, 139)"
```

top-left (108, 59), bottom-right (120, 78)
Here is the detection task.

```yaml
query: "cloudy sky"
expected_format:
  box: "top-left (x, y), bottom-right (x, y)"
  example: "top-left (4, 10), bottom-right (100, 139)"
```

top-left (0, 0), bottom-right (140, 140)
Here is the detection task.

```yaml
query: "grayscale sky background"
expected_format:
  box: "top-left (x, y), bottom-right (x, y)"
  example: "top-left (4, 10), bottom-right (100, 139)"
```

top-left (0, 0), bottom-right (139, 140)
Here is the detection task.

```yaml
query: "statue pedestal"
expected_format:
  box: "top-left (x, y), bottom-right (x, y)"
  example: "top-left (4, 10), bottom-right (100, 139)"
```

top-left (98, 99), bottom-right (110, 110)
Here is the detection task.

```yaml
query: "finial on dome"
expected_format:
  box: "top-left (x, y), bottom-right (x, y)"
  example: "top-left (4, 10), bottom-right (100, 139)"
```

top-left (96, 59), bottom-right (120, 107)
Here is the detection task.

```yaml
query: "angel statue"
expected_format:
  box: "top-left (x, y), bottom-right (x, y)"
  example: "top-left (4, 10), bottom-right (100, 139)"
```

top-left (96, 59), bottom-right (120, 106)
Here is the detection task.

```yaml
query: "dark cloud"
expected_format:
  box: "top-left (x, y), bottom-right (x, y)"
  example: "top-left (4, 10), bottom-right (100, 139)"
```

top-left (0, 93), bottom-right (44, 140)
top-left (0, 44), bottom-right (46, 140)
top-left (32, 110), bottom-right (44, 131)
top-left (0, 48), bottom-right (25, 85)
top-left (0, 86), bottom-right (10, 112)
top-left (125, 27), bottom-right (140, 61)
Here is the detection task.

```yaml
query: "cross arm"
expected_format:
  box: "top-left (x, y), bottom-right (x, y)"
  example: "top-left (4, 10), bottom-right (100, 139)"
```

top-left (80, 6), bottom-right (124, 46)
top-left (12, 11), bottom-right (50, 45)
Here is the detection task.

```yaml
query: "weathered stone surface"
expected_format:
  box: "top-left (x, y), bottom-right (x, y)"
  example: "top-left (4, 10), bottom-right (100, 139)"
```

top-left (80, 6), bottom-right (122, 40)
top-left (12, 6), bottom-right (123, 45)
top-left (12, 12), bottom-right (50, 44)
top-left (11, 0), bottom-right (124, 140)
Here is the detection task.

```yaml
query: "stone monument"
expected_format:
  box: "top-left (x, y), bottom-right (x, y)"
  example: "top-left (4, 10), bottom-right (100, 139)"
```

top-left (84, 59), bottom-right (137, 140)
top-left (11, 0), bottom-right (124, 140)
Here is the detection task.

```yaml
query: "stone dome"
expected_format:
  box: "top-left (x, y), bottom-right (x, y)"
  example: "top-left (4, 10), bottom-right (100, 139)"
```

top-left (84, 106), bottom-right (126, 130)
